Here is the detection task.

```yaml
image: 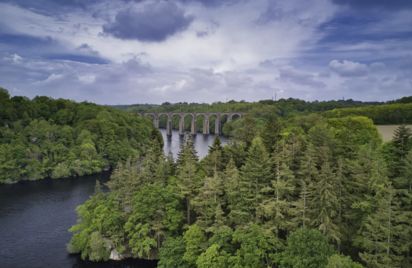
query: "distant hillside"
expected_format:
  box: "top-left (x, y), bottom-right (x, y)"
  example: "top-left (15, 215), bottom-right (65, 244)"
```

top-left (113, 96), bottom-right (412, 124)
top-left (0, 88), bottom-right (159, 184)
top-left (323, 103), bottom-right (412, 124)
top-left (112, 98), bottom-right (385, 116)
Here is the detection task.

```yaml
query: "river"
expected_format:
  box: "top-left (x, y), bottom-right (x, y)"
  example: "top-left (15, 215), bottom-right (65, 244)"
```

top-left (160, 129), bottom-right (228, 158)
top-left (0, 130), bottom-right (226, 268)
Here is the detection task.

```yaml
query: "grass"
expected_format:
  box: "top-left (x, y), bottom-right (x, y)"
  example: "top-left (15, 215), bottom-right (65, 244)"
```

top-left (376, 125), bottom-right (412, 142)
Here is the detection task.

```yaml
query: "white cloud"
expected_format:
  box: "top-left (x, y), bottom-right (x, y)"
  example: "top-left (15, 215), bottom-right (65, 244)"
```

top-left (78, 74), bottom-right (96, 84)
top-left (329, 59), bottom-right (368, 77)
top-left (0, 0), bottom-right (411, 104)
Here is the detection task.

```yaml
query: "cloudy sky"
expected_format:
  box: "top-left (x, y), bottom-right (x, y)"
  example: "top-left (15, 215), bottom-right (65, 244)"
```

top-left (0, 0), bottom-right (411, 104)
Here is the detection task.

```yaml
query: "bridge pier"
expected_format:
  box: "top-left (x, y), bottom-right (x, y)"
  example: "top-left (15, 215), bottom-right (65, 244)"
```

top-left (178, 115), bottom-right (185, 136)
top-left (203, 115), bottom-right (210, 135)
top-left (154, 117), bottom-right (159, 129)
top-left (166, 115), bottom-right (172, 136)
top-left (214, 113), bottom-right (221, 135)
top-left (191, 116), bottom-right (196, 135)
top-left (142, 112), bottom-right (242, 136)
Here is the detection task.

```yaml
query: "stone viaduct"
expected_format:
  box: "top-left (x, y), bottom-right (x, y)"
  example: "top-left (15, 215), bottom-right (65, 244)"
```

top-left (140, 112), bottom-right (244, 136)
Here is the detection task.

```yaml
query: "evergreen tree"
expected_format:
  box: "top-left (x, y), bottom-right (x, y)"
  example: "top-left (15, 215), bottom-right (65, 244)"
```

top-left (139, 139), bottom-right (166, 184)
top-left (261, 114), bottom-right (282, 152)
top-left (308, 156), bottom-right (341, 244)
top-left (346, 146), bottom-right (390, 253)
top-left (391, 148), bottom-right (412, 266)
top-left (293, 145), bottom-right (317, 229)
top-left (401, 149), bottom-right (412, 192)
top-left (259, 143), bottom-right (295, 236)
top-left (176, 135), bottom-right (200, 224)
top-left (202, 136), bottom-right (224, 176)
top-left (389, 125), bottom-right (412, 178)
top-left (357, 185), bottom-right (402, 267)
top-left (193, 170), bottom-right (225, 228)
top-left (223, 158), bottom-right (245, 226)
top-left (239, 136), bottom-right (272, 222)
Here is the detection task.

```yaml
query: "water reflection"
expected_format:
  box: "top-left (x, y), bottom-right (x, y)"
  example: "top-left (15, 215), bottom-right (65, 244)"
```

top-left (160, 129), bottom-right (228, 159)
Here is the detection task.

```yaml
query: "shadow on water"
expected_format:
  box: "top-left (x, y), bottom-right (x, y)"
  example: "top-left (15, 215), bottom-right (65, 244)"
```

top-left (69, 255), bottom-right (157, 268)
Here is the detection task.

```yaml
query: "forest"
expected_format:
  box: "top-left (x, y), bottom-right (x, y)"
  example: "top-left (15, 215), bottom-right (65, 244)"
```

top-left (0, 88), bottom-right (160, 184)
top-left (115, 97), bottom-right (412, 137)
top-left (68, 110), bottom-right (412, 267)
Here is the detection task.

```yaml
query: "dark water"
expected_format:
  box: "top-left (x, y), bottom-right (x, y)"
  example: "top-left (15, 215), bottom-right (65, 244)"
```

top-left (0, 132), bottom-right (224, 268)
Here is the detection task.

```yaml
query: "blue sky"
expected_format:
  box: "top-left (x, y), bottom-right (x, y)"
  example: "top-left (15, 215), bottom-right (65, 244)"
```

top-left (0, 0), bottom-right (411, 104)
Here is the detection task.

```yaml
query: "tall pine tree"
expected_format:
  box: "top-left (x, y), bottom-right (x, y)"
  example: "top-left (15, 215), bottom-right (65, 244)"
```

top-left (239, 136), bottom-right (272, 223)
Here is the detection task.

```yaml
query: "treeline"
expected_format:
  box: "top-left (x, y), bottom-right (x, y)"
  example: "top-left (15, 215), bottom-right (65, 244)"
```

top-left (0, 88), bottom-right (159, 184)
top-left (68, 113), bottom-right (412, 267)
top-left (323, 103), bottom-right (412, 124)
top-left (117, 97), bottom-right (412, 137)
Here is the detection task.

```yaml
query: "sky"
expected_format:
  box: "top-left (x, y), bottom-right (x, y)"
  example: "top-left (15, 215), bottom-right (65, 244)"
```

top-left (0, 0), bottom-right (411, 104)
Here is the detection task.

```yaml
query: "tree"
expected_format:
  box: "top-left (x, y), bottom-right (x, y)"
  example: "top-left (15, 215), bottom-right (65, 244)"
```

top-left (326, 254), bottom-right (363, 268)
top-left (259, 143), bottom-right (295, 236)
top-left (202, 136), bottom-right (224, 176)
top-left (308, 156), bottom-right (341, 244)
top-left (389, 125), bottom-right (412, 177)
top-left (239, 136), bottom-right (272, 222)
top-left (230, 224), bottom-right (281, 268)
top-left (223, 159), bottom-right (245, 226)
top-left (261, 113), bottom-right (282, 152)
top-left (196, 244), bottom-right (229, 268)
top-left (193, 171), bottom-right (225, 228)
top-left (68, 186), bottom-right (124, 261)
top-left (158, 236), bottom-right (190, 268)
top-left (293, 145), bottom-right (317, 229)
top-left (176, 135), bottom-right (200, 225)
top-left (278, 228), bottom-right (335, 268)
top-left (401, 149), bottom-right (412, 192)
top-left (182, 224), bottom-right (207, 266)
top-left (124, 183), bottom-right (183, 259)
top-left (356, 185), bottom-right (402, 267)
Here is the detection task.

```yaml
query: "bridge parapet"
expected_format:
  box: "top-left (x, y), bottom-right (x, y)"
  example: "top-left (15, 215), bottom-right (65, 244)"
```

top-left (140, 112), bottom-right (244, 136)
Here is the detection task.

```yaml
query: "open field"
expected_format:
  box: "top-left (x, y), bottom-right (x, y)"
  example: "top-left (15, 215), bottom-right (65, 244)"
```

top-left (376, 125), bottom-right (412, 142)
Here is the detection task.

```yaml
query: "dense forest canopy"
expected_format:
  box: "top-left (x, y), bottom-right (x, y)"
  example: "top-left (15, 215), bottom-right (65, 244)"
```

top-left (69, 103), bottom-right (412, 267)
top-left (2, 87), bottom-right (411, 267)
top-left (0, 88), bottom-right (160, 184)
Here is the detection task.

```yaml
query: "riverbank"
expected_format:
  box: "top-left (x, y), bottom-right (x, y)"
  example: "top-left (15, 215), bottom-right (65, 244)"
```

top-left (0, 131), bottom-right (223, 267)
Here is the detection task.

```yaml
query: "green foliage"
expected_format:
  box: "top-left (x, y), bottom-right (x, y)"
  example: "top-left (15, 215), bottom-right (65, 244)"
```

top-left (324, 103), bottom-right (412, 124)
top-left (176, 135), bottom-right (201, 224)
top-left (326, 254), bottom-right (363, 268)
top-left (125, 183), bottom-right (184, 259)
top-left (279, 228), bottom-right (335, 268)
top-left (230, 224), bottom-right (282, 268)
top-left (182, 224), bottom-right (207, 265)
top-left (0, 91), bottom-right (155, 184)
top-left (158, 236), bottom-right (189, 268)
top-left (196, 244), bottom-right (229, 268)
top-left (239, 136), bottom-right (272, 223)
top-left (67, 100), bottom-right (412, 267)
top-left (68, 185), bottom-right (125, 261)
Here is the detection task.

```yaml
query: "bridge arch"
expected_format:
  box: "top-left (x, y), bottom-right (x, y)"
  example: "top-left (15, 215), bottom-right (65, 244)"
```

top-left (142, 112), bottom-right (244, 136)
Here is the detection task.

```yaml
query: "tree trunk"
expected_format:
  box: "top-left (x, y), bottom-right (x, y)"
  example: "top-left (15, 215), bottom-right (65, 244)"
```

top-left (187, 198), bottom-right (191, 224)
